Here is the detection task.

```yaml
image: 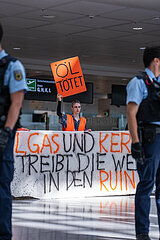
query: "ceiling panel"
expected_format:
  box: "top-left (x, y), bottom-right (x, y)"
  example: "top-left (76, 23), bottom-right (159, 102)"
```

top-left (0, 0), bottom-right (79, 8)
top-left (65, 16), bottom-right (128, 28)
top-left (142, 17), bottom-right (160, 25)
top-left (108, 22), bottom-right (160, 34)
top-left (73, 28), bottom-right (132, 40)
top-left (0, 17), bottom-right (51, 29)
top-left (146, 29), bottom-right (160, 36)
top-left (32, 23), bottom-right (92, 34)
top-left (101, 7), bottom-right (160, 21)
top-left (2, 25), bottom-right (60, 41)
top-left (51, 1), bottom-right (124, 15)
top-left (0, 13), bottom-right (7, 19)
top-left (89, 0), bottom-right (160, 11)
top-left (118, 33), bottom-right (160, 44)
top-left (0, 1), bottom-right (35, 16)
top-left (16, 9), bottom-right (83, 23)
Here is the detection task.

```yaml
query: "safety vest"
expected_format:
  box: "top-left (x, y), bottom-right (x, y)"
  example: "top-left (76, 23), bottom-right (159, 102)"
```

top-left (136, 72), bottom-right (160, 124)
top-left (0, 55), bottom-right (20, 128)
top-left (62, 114), bottom-right (86, 131)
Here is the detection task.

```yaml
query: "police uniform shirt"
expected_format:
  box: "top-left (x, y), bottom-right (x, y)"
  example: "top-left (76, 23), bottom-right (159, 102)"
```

top-left (126, 68), bottom-right (159, 106)
top-left (0, 49), bottom-right (28, 93)
top-left (126, 68), bottom-right (160, 124)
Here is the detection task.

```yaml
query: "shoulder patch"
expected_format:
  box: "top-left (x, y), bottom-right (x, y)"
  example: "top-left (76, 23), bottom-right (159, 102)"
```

top-left (14, 70), bottom-right (22, 81)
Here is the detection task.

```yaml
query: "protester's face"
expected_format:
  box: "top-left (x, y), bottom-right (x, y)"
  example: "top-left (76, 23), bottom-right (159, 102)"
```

top-left (72, 103), bottom-right (81, 114)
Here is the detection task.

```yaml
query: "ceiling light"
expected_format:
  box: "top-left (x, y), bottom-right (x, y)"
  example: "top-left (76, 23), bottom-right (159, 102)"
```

top-left (133, 27), bottom-right (143, 31)
top-left (41, 8), bottom-right (55, 19)
top-left (152, 16), bottom-right (160, 21)
top-left (89, 15), bottom-right (95, 19)
top-left (13, 47), bottom-right (21, 50)
top-left (42, 15), bottom-right (55, 19)
top-left (139, 47), bottom-right (146, 50)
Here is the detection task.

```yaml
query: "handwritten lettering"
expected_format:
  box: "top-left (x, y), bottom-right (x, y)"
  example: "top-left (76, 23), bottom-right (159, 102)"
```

top-left (12, 131), bottom-right (137, 198)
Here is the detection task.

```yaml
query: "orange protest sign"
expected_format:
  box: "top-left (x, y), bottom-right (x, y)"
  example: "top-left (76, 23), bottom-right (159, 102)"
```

top-left (50, 56), bottom-right (86, 97)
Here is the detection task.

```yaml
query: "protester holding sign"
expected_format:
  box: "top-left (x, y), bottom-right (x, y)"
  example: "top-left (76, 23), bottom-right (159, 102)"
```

top-left (57, 94), bottom-right (91, 131)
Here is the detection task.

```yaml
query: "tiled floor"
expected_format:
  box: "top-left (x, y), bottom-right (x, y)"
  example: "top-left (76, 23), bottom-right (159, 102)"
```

top-left (12, 195), bottom-right (159, 240)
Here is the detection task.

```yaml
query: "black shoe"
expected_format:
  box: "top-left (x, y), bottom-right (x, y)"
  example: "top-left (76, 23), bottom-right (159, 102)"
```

top-left (136, 233), bottom-right (151, 240)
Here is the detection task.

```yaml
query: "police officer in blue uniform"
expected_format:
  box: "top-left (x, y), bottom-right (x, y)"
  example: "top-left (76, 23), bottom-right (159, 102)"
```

top-left (0, 23), bottom-right (28, 240)
top-left (126, 46), bottom-right (160, 240)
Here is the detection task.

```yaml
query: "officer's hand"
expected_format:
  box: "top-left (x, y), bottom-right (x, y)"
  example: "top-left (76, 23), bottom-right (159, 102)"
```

top-left (131, 142), bottom-right (144, 165)
top-left (0, 127), bottom-right (11, 152)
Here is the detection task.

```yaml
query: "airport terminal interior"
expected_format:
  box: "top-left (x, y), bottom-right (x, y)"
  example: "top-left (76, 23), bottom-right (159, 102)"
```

top-left (3, 0), bottom-right (160, 131)
top-left (1, 0), bottom-right (160, 239)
